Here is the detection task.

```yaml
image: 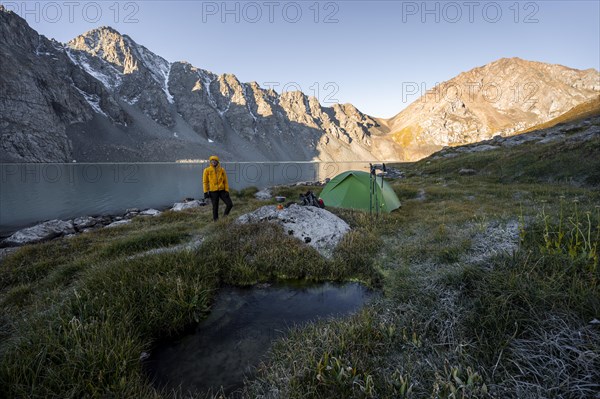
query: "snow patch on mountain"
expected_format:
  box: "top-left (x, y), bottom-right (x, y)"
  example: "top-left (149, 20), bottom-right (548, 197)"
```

top-left (65, 48), bottom-right (122, 90)
top-left (163, 63), bottom-right (174, 104)
top-left (245, 84), bottom-right (259, 134)
top-left (73, 86), bottom-right (107, 117)
top-left (134, 41), bottom-right (173, 103)
top-left (199, 69), bottom-right (228, 114)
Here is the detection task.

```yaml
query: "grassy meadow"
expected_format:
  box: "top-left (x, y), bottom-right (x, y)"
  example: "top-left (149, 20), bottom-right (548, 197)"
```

top-left (1, 128), bottom-right (599, 398)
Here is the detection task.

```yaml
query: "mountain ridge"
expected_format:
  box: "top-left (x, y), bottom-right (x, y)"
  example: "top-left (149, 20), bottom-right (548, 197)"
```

top-left (385, 56), bottom-right (599, 159)
top-left (1, 6), bottom-right (598, 163)
top-left (0, 7), bottom-right (394, 162)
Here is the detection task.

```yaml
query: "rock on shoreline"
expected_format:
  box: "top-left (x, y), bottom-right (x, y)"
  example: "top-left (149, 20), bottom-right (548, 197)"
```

top-left (2, 220), bottom-right (76, 247)
top-left (0, 199), bottom-right (208, 249)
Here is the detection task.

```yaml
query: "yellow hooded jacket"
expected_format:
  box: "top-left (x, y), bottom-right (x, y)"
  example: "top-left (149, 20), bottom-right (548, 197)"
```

top-left (203, 156), bottom-right (230, 192)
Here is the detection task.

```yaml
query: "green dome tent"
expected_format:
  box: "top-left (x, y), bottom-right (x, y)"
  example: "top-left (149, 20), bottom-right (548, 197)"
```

top-left (319, 170), bottom-right (401, 213)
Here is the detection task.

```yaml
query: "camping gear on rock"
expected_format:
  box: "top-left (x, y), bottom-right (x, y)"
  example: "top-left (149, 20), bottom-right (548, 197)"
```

top-left (319, 169), bottom-right (401, 214)
top-left (299, 191), bottom-right (325, 208)
top-left (275, 196), bottom-right (286, 203)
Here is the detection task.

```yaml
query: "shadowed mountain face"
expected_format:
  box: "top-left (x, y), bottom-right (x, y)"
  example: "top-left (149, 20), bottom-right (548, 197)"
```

top-left (0, 7), bottom-right (396, 163)
top-left (383, 57), bottom-right (600, 160)
top-left (0, 5), bottom-right (598, 163)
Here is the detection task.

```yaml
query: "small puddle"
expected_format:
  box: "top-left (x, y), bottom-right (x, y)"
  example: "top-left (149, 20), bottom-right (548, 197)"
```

top-left (145, 282), bottom-right (372, 395)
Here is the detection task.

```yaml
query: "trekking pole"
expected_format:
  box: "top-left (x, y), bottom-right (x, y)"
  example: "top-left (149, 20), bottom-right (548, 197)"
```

top-left (380, 168), bottom-right (384, 217)
top-left (369, 163), bottom-right (373, 216)
top-left (374, 167), bottom-right (379, 219)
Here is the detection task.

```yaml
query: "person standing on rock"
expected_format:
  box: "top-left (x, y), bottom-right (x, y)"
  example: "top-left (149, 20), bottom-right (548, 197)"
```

top-left (203, 155), bottom-right (233, 221)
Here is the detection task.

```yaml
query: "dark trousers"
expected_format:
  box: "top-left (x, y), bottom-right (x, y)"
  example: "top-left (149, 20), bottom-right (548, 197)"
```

top-left (209, 190), bottom-right (233, 221)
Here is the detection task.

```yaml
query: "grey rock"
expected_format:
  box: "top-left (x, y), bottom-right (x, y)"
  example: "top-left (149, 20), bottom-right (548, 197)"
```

top-left (73, 216), bottom-right (97, 230)
top-left (501, 134), bottom-right (542, 147)
top-left (236, 204), bottom-right (350, 258)
top-left (538, 134), bottom-right (565, 144)
top-left (385, 167), bottom-right (405, 179)
top-left (98, 216), bottom-right (113, 225)
top-left (172, 200), bottom-right (203, 211)
top-left (255, 188), bottom-right (273, 200)
top-left (290, 181), bottom-right (322, 187)
top-left (565, 125), bottom-right (599, 143)
top-left (458, 168), bottom-right (477, 176)
top-left (105, 219), bottom-right (131, 228)
top-left (2, 220), bottom-right (75, 247)
top-left (440, 152), bottom-right (459, 159)
top-left (139, 209), bottom-right (161, 216)
top-left (467, 145), bottom-right (499, 152)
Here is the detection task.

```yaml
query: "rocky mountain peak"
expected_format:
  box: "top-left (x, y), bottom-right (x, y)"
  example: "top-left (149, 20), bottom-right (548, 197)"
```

top-left (65, 25), bottom-right (175, 126)
top-left (385, 57), bottom-right (599, 160)
top-left (68, 27), bottom-right (143, 74)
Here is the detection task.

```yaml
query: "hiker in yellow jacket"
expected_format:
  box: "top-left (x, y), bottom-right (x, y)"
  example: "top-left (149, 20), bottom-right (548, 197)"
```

top-left (203, 155), bottom-right (233, 221)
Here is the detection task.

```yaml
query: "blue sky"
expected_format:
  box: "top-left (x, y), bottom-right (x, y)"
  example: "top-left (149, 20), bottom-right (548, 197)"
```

top-left (6, 0), bottom-right (600, 118)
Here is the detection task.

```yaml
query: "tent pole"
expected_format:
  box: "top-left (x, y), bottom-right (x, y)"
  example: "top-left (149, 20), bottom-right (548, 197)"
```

top-left (380, 170), bottom-right (384, 217)
top-left (375, 180), bottom-right (379, 218)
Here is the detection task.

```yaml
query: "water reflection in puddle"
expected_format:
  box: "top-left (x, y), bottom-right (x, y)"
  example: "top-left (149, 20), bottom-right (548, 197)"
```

top-left (145, 282), bottom-right (372, 395)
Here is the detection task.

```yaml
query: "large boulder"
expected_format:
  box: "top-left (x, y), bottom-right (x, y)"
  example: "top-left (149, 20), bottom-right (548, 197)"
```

top-left (236, 204), bottom-right (350, 258)
top-left (2, 220), bottom-right (75, 247)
